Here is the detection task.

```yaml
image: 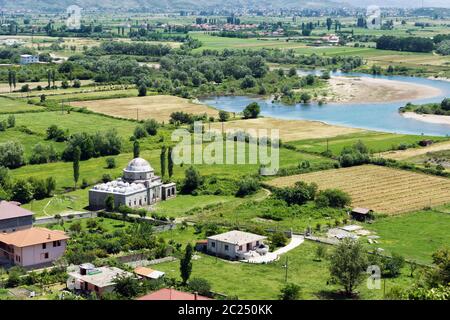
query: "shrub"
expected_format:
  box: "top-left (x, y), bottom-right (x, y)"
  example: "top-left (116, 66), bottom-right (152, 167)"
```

top-left (188, 278), bottom-right (211, 296)
top-left (134, 125), bottom-right (148, 139)
top-left (235, 177), bottom-right (260, 197)
top-left (106, 157), bottom-right (117, 169)
top-left (316, 189), bottom-right (351, 208)
top-left (242, 102), bottom-right (260, 119)
top-left (144, 119), bottom-right (159, 136)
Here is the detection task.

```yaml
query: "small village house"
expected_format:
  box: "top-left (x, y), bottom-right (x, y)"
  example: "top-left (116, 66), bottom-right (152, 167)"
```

top-left (207, 230), bottom-right (268, 260)
top-left (19, 54), bottom-right (39, 65)
top-left (137, 288), bottom-right (212, 300)
top-left (0, 227), bottom-right (69, 268)
top-left (67, 264), bottom-right (133, 297)
top-left (0, 201), bottom-right (34, 233)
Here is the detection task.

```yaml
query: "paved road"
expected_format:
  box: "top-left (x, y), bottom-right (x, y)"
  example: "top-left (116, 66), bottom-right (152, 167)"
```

top-left (244, 235), bottom-right (304, 264)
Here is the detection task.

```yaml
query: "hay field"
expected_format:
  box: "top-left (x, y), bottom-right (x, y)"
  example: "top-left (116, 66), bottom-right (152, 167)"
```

top-left (71, 95), bottom-right (219, 122)
top-left (268, 165), bottom-right (450, 215)
top-left (380, 141), bottom-right (450, 161)
top-left (208, 118), bottom-right (363, 142)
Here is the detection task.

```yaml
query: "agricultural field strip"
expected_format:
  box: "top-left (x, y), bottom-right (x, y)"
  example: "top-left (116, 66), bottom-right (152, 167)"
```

top-left (268, 165), bottom-right (450, 214)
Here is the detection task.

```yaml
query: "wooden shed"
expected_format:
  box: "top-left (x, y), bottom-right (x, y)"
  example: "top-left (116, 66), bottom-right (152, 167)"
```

top-left (350, 207), bottom-right (374, 221)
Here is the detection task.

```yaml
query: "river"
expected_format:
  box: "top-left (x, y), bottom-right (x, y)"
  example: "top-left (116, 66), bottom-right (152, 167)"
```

top-left (199, 71), bottom-right (450, 137)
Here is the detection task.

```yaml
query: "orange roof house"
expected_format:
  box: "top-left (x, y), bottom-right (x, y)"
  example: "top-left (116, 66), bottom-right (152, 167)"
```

top-left (0, 227), bottom-right (69, 268)
top-left (137, 288), bottom-right (212, 300)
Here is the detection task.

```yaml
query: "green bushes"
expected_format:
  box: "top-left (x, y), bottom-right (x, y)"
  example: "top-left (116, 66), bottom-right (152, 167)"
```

top-left (235, 177), bottom-right (261, 197)
top-left (315, 189), bottom-right (351, 209)
top-left (274, 181), bottom-right (317, 206)
top-left (242, 102), bottom-right (260, 119)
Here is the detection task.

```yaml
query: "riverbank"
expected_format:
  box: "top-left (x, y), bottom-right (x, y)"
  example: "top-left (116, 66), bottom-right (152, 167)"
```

top-left (401, 112), bottom-right (450, 126)
top-left (328, 76), bottom-right (443, 104)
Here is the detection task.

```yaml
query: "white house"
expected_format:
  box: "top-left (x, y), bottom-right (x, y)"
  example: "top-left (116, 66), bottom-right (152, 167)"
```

top-left (20, 54), bottom-right (39, 65)
top-left (207, 230), bottom-right (268, 260)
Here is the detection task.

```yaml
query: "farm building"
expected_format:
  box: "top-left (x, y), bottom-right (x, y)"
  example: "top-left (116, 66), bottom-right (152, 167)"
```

top-left (134, 266), bottom-right (165, 280)
top-left (351, 208), bottom-right (374, 221)
top-left (89, 157), bottom-right (176, 210)
top-left (207, 230), bottom-right (269, 260)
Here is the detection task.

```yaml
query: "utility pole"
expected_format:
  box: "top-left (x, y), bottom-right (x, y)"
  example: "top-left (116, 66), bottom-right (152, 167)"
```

top-left (136, 108), bottom-right (139, 121)
top-left (283, 256), bottom-right (289, 283)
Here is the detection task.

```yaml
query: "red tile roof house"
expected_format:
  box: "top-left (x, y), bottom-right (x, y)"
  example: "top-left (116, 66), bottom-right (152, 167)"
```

top-left (0, 227), bottom-right (69, 268)
top-left (0, 201), bottom-right (34, 233)
top-left (137, 288), bottom-right (212, 300)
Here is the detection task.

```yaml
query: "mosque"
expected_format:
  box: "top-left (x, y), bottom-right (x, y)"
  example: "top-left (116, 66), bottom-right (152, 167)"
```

top-left (89, 157), bottom-right (176, 210)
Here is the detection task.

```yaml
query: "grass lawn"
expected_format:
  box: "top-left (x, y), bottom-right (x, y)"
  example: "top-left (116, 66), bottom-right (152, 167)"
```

top-left (11, 145), bottom-right (328, 193)
top-left (26, 88), bottom-right (140, 103)
top-left (0, 97), bottom-right (43, 113)
top-left (155, 240), bottom-right (414, 300)
top-left (0, 129), bottom-right (64, 159)
top-left (154, 194), bottom-right (235, 218)
top-left (47, 217), bottom-right (132, 233)
top-left (366, 207), bottom-right (450, 264)
top-left (22, 188), bottom-right (89, 217)
top-left (0, 111), bottom-right (137, 139)
top-left (288, 131), bottom-right (449, 156)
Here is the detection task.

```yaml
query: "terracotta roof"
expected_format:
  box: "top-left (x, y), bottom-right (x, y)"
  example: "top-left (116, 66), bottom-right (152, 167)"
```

top-left (0, 227), bottom-right (69, 247)
top-left (0, 201), bottom-right (34, 220)
top-left (137, 288), bottom-right (212, 301)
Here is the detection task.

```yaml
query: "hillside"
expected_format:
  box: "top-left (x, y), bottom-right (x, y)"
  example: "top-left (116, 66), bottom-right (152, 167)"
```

top-left (0, 0), bottom-right (343, 12)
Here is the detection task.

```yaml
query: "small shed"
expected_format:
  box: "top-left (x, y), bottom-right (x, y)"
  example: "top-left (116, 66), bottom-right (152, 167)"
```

top-left (134, 267), bottom-right (165, 280)
top-left (350, 208), bottom-right (374, 221)
top-left (195, 240), bottom-right (208, 252)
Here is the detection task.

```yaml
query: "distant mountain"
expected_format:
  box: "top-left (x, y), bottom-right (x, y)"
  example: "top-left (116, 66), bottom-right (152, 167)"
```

top-left (0, 0), bottom-right (341, 12)
top-left (1, 0), bottom-right (448, 12)
top-left (341, 0), bottom-right (450, 8)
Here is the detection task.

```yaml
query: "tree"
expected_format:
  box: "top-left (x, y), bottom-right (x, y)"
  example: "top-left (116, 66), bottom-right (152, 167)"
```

top-left (105, 195), bottom-right (115, 212)
top-left (326, 18), bottom-right (333, 31)
top-left (113, 275), bottom-right (141, 299)
top-left (133, 125), bottom-right (147, 139)
top-left (274, 181), bottom-right (317, 206)
top-left (144, 119), bottom-right (159, 136)
top-left (7, 115), bottom-right (15, 128)
top-left (219, 110), bottom-right (230, 122)
top-left (270, 232), bottom-right (288, 249)
top-left (0, 141), bottom-right (25, 169)
top-left (236, 177), bottom-right (260, 197)
top-left (133, 140), bottom-right (140, 158)
top-left (300, 92), bottom-right (312, 103)
top-left (45, 177), bottom-right (56, 196)
top-left (72, 146), bottom-right (80, 189)
top-left (384, 253), bottom-right (405, 278)
top-left (180, 243), bottom-right (193, 285)
top-left (106, 157), bottom-right (116, 169)
top-left (11, 180), bottom-right (34, 204)
top-left (160, 146), bottom-right (166, 178)
top-left (279, 283), bottom-right (301, 300)
top-left (441, 98), bottom-right (450, 111)
top-left (182, 166), bottom-right (203, 194)
top-left (315, 189), bottom-right (351, 208)
top-left (188, 278), bottom-right (211, 296)
top-left (240, 75), bottom-right (256, 89)
top-left (168, 146), bottom-right (174, 178)
top-left (315, 245), bottom-right (327, 261)
top-left (329, 238), bottom-right (368, 296)
top-left (138, 84), bottom-right (147, 97)
top-left (242, 102), bottom-right (260, 119)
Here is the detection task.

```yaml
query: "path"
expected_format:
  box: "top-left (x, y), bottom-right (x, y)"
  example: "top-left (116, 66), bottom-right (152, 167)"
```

top-left (244, 234), bottom-right (304, 264)
top-left (379, 140), bottom-right (450, 160)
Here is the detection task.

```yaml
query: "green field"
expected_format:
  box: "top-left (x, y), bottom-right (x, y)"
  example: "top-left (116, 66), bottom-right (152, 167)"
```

top-left (288, 132), bottom-right (449, 156)
top-left (367, 206), bottom-right (450, 264)
top-left (155, 238), bottom-right (414, 300)
top-left (0, 97), bottom-right (43, 113)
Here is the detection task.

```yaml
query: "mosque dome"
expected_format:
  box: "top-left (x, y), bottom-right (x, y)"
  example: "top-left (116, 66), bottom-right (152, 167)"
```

top-left (124, 157), bottom-right (153, 173)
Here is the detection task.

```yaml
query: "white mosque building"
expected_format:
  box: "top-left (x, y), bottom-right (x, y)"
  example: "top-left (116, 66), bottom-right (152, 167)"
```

top-left (89, 157), bottom-right (176, 210)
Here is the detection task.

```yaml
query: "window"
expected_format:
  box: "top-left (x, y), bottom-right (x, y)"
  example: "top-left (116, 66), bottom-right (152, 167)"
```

top-left (239, 246), bottom-right (243, 251)
top-left (53, 240), bottom-right (61, 247)
top-left (44, 253), bottom-right (49, 259)
top-left (211, 242), bottom-right (215, 248)
top-left (256, 241), bottom-right (260, 246)
top-left (42, 243), bottom-right (46, 249)
top-left (225, 245), bottom-right (229, 251)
